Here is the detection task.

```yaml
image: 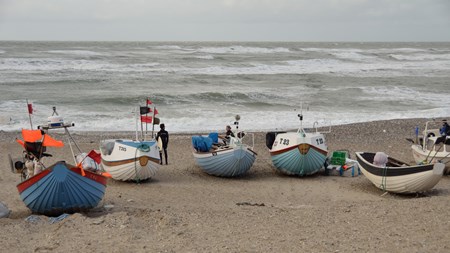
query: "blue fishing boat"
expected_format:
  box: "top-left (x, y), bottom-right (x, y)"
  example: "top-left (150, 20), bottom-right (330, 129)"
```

top-left (10, 107), bottom-right (107, 216)
top-left (17, 162), bottom-right (107, 216)
top-left (266, 110), bottom-right (329, 176)
top-left (192, 116), bottom-right (257, 177)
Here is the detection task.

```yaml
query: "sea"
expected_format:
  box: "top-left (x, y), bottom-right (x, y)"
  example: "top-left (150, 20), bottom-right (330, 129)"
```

top-left (0, 41), bottom-right (449, 133)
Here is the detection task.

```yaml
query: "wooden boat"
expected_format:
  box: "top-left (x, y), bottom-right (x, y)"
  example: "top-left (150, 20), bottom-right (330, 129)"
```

top-left (266, 111), bottom-right (329, 176)
top-left (192, 116), bottom-right (257, 177)
top-left (11, 107), bottom-right (107, 216)
top-left (100, 139), bottom-right (160, 181)
top-left (100, 101), bottom-right (161, 181)
top-left (410, 120), bottom-right (450, 174)
top-left (355, 152), bottom-right (445, 194)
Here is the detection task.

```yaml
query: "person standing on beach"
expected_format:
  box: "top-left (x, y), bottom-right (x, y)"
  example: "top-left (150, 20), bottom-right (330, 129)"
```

top-left (156, 123), bottom-right (169, 165)
top-left (440, 120), bottom-right (450, 136)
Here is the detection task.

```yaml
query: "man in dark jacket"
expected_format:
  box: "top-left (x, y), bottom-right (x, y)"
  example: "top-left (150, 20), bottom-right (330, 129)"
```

top-left (219, 125), bottom-right (235, 144)
top-left (156, 123), bottom-right (169, 165)
top-left (440, 120), bottom-right (450, 136)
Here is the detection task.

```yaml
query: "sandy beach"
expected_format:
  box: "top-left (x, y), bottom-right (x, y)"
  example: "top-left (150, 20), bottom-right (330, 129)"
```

top-left (1, 118), bottom-right (449, 252)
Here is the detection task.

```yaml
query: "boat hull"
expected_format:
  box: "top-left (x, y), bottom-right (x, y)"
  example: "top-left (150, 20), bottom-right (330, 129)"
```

top-left (17, 162), bottom-right (107, 216)
top-left (101, 140), bottom-right (160, 181)
top-left (411, 144), bottom-right (450, 174)
top-left (356, 152), bottom-right (444, 194)
top-left (193, 145), bottom-right (256, 177)
top-left (269, 132), bottom-right (327, 176)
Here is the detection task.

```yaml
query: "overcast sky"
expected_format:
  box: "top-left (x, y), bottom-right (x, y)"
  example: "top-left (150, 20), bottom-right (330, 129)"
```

top-left (0, 0), bottom-right (449, 41)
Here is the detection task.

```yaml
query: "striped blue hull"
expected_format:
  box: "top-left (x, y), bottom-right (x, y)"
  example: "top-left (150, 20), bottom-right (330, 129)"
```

top-left (271, 146), bottom-right (327, 176)
top-left (194, 147), bottom-right (256, 177)
top-left (18, 162), bottom-right (106, 216)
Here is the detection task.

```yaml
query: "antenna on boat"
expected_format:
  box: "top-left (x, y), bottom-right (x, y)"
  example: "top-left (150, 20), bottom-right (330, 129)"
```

top-left (234, 114), bottom-right (240, 131)
top-left (52, 106), bottom-right (59, 116)
top-left (297, 103), bottom-right (305, 132)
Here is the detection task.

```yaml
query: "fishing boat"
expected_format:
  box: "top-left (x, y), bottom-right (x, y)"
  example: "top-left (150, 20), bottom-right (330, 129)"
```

top-left (192, 115), bottom-right (257, 177)
top-left (355, 152), bottom-right (444, 194)
top-left (100, 99), bottom-right (161, 181)
top-left (410, 120), bottom-right (450, 174)
top-left (100, 139), bottom-right (161, 181)
top-left (10, 107), bottom-right (107, 216)
top-left (266, 110), bottom-right (329, 176)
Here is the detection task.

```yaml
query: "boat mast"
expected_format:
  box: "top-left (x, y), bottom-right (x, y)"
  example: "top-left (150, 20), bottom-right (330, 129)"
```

top-left (135, 107), bottom-right (139, 141)
top-left (297, 103), bottom-right (304, 134)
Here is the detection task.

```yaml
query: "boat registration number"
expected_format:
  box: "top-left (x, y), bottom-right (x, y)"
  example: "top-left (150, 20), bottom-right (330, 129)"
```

top-left (279, 138), bottom-right (290, 145)
top-left (316, 138), bottom-right (324, 145)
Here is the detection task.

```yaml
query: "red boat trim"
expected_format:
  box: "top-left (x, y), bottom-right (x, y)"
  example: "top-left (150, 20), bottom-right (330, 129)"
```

top-left (310, 145), bottom-right (328, 156)
top-left (70, 166), bottom-right (108, 186)
top-left (17, 169), bottom-right (51, 194)
top-left (270, 144), bottom-right (327, 156)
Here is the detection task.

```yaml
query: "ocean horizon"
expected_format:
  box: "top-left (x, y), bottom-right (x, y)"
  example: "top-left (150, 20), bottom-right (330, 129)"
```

top-left (1, 41), bottom-right (449, 133)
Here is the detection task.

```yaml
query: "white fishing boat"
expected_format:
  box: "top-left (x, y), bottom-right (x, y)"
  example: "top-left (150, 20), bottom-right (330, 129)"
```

top-left (266, 109), bottom-right (329, 176)
top-left (356, 152), bottom-right (444, 194)
top-left (410, 120), bottom-right (450, 174)
top-left (192, 115), bottom-right (257, 177)
top-left (100, 100), bottom-right (161, 181)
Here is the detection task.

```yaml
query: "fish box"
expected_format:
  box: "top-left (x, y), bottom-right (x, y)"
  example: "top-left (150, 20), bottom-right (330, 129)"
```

top-left (330, 151), bottom-right (348, 166)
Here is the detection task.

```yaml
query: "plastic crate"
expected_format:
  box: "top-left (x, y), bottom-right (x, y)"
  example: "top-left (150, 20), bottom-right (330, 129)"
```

top-left (330, 151), bottom-right (348, 165)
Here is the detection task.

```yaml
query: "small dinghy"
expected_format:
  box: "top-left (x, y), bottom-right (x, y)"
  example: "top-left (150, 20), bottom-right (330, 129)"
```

top-left (192, 115), bottom-right (257, 177)
top-left (355, 152), bottom-right (445, 194)
top-left (100, 99), bottom-right (161, 181)
top-left (10, 107), bottom-right (107, 216)
top-left (266, 109), bottom-right (329, 176)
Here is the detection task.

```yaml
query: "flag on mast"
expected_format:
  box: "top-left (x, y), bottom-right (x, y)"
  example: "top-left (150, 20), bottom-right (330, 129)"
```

top-left (141, 115), bottom-right (153, 123)
top-left (26, 99), bottom-right (34, 129)
top-left (27, 103), bottom-right (33, 114)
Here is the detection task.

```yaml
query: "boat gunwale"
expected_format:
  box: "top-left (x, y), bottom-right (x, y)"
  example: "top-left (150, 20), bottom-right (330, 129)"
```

top-left (356, 152), bottom-right (435, 177)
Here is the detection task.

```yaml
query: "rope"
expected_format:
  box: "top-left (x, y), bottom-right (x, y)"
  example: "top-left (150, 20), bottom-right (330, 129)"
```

top-left (380, 165), bottom-right (388, 192)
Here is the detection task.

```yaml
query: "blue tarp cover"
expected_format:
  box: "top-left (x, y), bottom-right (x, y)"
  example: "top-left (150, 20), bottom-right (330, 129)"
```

top-left (192, 136), bottom-right (213, 152)
top-left (208, 132), bottom-right (219, 143)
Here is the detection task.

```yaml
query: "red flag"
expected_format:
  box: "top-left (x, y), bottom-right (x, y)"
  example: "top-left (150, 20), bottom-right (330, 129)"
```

top-left (27, 103), bottom-right (33, 114)
top-left (146, 99), bottom-right (152, 105)
top-left (154, 108), bottom-right (159, 115)
top-left (87, 150), bottom-right (101, 164)
top-left (141, 115), bottom-right (152, 123)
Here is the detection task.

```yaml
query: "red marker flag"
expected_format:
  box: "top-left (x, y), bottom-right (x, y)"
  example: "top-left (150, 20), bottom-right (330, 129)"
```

top-left (87, 150), bottom-right (102, 164)
top-left (146, 99), bottom-right (152, 105)
top-left (154, 108), bottom-right (159, 115)
top-left (27, 103), bottom-right (33, 114)
top-left (141, 115), bottom-right (153, 123)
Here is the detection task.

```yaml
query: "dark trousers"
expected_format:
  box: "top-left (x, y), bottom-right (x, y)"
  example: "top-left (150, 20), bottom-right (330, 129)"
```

top-left (160, 148), bottom-right (168, 165)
